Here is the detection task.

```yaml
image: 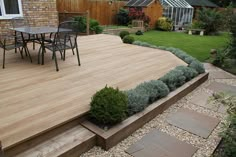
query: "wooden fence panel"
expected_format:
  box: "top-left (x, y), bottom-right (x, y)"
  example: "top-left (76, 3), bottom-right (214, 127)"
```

top-left (57, 0), bottom-right (126, 25)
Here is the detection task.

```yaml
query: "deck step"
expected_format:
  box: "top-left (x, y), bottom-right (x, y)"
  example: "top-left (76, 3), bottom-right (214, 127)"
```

top-left (6, 125), bottom-right (95, 157)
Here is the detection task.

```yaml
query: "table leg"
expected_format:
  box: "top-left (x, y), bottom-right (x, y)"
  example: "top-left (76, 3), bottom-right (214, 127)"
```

top-left (20, 32), bottom-right (32, 62)
top-left (40, 33), bottom-right (46, 65)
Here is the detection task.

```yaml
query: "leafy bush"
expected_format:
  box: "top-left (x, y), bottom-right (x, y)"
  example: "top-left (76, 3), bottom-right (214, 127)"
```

top-left (176, 66), bottom-right (198, 81)
top-left (135, 30), bottom-right (143, 35)
top-left (196, 8), bottom-right (223, 35)
top-left (155, 17), bottom-right (173, 31)
top-left (90, 86), bottom-right (127, 125)
top-left (189, 60), bottom-right (205, 74)
top-left (135, 80), bottom-right (169, 104)
top-left (128, 7), bottom-right (150, 25)
top-left (160, 69), bottom-right (186, 91)
top-left (119, 31), bottom-right (130, 39)
top-left (73, 16), bottom-right (103, 34)
top-left (212, 50), bottom-right (226, 67)
top-left (125, 89), bottom-right (149, 116)
top-left (73, 16), bottom-right (87, 33)
top-left (90, 19), bottom-right (103, 34)
top-left (191, 20), bottom-right (202, 29)
top-left (116, 8), bottom-right (130, 26)
top-left (123, 35), bottom-right (134, 44)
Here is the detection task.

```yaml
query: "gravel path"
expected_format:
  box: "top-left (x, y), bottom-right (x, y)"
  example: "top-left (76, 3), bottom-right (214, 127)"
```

top-left (81, 63), bottom-right (236, 157)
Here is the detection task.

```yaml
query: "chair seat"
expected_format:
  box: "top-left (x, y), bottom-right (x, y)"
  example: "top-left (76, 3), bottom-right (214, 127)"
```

top-left (44, 43), bottom-right (72, 52)
top-left (3, 42), bottom-right (24, 50)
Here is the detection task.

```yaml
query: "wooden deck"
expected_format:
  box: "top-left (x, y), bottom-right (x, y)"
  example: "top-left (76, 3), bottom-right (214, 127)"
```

top-left (0, 34), bottom-right (187, 150)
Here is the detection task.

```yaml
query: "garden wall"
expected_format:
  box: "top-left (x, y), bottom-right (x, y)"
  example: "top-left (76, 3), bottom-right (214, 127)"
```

top-left (0, 0), bottom-right (58, 35)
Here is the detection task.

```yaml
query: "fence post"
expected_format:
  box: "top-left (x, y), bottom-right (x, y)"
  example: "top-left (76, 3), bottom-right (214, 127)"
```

top-left (0, 141), bottom-right (5, 157)
top-left (86, 10), bottom-right (90, 35)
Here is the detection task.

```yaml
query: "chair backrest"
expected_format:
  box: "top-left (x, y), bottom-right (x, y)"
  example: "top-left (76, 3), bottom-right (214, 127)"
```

top-left (11, 17), bottom-right (29, 28)
top-left (54, 21), bottom-right (80, 47)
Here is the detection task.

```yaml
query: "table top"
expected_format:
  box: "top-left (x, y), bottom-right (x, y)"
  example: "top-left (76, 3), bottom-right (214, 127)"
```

top-left (10, 26), bottom-right (71, 35)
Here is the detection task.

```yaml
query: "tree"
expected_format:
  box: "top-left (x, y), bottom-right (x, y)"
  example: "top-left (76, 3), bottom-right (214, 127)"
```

top-left (196, 8), bottom-right (223, 35)
top-left (228, 14), bottom-right (236, 59)
top-left (209, 0), bottom-right (235, 7)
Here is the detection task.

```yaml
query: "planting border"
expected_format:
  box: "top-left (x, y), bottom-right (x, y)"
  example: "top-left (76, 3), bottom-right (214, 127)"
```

top-left (81, 72), bottom-right (209, 150)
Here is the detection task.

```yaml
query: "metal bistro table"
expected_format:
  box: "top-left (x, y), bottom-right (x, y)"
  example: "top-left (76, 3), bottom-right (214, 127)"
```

top-left (10, 26), bottom-right (69, 65)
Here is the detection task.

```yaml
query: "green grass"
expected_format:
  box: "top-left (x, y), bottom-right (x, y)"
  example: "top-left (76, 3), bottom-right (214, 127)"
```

top-left (132, 30), bottom-right (229, 62)
top-left (102, 25), bottom-right (129, 29)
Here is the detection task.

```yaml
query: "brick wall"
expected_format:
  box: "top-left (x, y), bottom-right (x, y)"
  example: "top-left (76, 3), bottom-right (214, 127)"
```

top-left (0, 0), bottom-right (58, 35)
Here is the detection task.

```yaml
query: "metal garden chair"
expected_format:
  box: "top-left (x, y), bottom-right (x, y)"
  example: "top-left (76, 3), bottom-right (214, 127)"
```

top-left (43, 21), bottom-right (81, 71)
top-left (11, 17), bottom-right (37, 50)
top-left (0, 34), bottom-right (32, 69)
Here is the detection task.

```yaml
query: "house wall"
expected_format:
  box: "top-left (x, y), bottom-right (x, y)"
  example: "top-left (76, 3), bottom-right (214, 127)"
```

top-left (0, 0), bottom-right (58, 35)
top-left (143, 1), bottom-right (163, 28)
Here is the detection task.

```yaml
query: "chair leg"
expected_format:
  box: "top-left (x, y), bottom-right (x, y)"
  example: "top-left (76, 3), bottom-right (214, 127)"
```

top-left (33, 41), bottom-right (35, 50)
top-left (25, 46), bottom-right (32, 63)
top-left (69, 39), bottom-right (75, 55)
top-left (63, 50), bottom-right (65, 61)
top-left (38, 46), bottom-right (42, 64)
top-left (24, 45), bottom-right (28, 57)
top-left (2, 49), bottom-right (5, 69)
top-left (18, 47), bottom-right (24, 59)
top-left (53, 51), bottom-right (59, 71)
top-left (75, 45), bottom-right (81, 66)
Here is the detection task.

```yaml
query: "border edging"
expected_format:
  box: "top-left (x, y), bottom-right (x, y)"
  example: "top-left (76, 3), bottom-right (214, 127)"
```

top-left (81, 72), bottom-right (209, 150)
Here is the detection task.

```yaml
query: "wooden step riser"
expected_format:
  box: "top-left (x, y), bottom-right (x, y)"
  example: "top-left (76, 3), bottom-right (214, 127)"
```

top-left (4, 116), bottom-right (87, 157)
top-left (0, 141), bottom-right (5, 157)
top-left (57, 136), bottom-right (95, 157)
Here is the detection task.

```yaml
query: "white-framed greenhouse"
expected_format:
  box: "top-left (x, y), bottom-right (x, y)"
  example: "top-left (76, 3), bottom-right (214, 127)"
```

top-left (160, 0), bottom-right (194, 28)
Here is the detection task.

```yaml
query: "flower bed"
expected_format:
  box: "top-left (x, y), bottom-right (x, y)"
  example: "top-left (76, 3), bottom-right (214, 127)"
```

top-left (81, 43), bottom-right (207, 150)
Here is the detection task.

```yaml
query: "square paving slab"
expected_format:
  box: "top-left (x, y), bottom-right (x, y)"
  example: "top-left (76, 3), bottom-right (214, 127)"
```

top-left (207, 82), bottom-right (236, 95)
top-left (209, 71), bottom-right (235, 79)
top-left (190, 91), bottom-right (227, 113)
top-left (126, 130), bottom-right (198, 157)
top-left (167, 108), bottom-right (219, 138)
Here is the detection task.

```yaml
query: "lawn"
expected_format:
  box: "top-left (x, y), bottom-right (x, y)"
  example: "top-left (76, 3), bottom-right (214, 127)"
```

top-left (131, 30), bottom-right (229, 62)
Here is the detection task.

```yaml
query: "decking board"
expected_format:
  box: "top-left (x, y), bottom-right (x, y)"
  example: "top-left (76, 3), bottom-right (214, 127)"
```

top-left (0, 34), bottom-right (186, 149)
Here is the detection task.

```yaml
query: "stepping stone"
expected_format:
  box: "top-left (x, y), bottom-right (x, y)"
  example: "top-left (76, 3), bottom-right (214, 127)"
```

top-left (189, 91), bottom-right (227, 113)
top-left (126, 130), bottom-right (198, 157)
top-left (190, 91), bottom-right (213, 109)
top-left (203, 63), bottom-right (218, 71)
top-left (209, 71), bottom-right (235, 79)
top-left (167, 108), bottom-right (219, 138)
top-left (207, 82), bottom-right (236, 95)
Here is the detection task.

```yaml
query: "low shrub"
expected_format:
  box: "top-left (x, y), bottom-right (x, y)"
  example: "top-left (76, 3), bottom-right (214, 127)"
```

top-left (160, 69), bottom-right (186, 91)
top-left (90, 19), bottom-right (103, 34)
top-left (212, 50), bottom-right (226, 67)
top-left (73, 16), bottom-right (103, 34)
top-left (132, 41), bottom-right (206, 73)
top-left (119, 31), bottom-right (130, 39)
top-left (125, 89), bottom-right (149, 116)
top-left (123, 35), bottom-right (134, 44)
top-left (189, 60), bottom-right (205, 74)
top-left (210, 93), bottom-right (236, 157)
top-left (90, 86), bottom-right (127, 125)
top-left (155, 17), bottom-right (173, 31)
top-left (135, 80), bottom-right (169, 104)
top-left (176, 66), bottom-right (198, 81)
top-left (135, 30), bottom-right (143, 35)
